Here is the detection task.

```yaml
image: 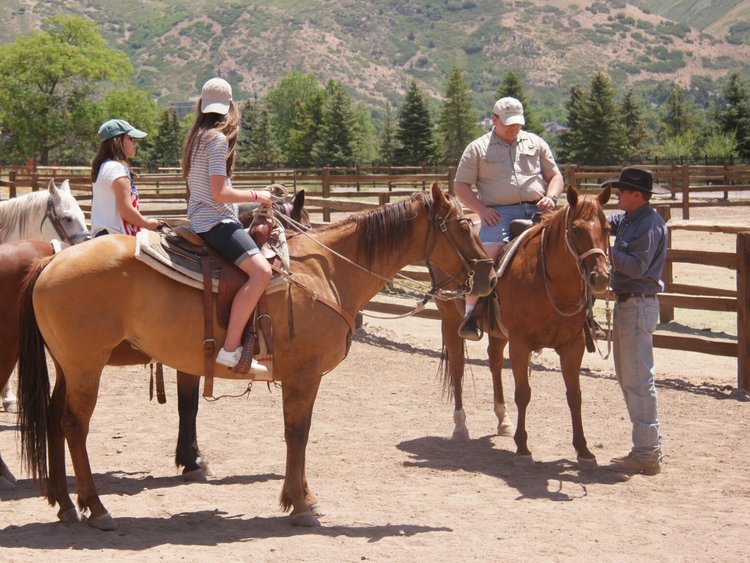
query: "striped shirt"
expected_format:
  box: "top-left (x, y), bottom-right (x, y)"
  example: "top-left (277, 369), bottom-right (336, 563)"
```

top-left (187, 131), bottom-right (238, 233)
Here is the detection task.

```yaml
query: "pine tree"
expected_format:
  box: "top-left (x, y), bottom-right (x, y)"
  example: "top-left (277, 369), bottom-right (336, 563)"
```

top-left (287, 93), bottom-right (324, 168)
top-left (579, 72), bottom-right (626, 164)
top-left (377, 102), bottom-right (398, 165)
top-left (620, 90), bottom-right (650, 162)
top-left (559, 86), bottom-right (587, 163)
top-left (436, 68), bottom-right (480, 164)
top-left (661, 85), bottom-right (695, 140)
top-left (394, 80), bottom-right (436, 165)
top-left (716, 72), bottom-right (750, 160)
top-left (238, 98), bottom-right (279, 168)
top-left (151, 109), bottom-right (183, 167)
top-left (495, 70), bottom-right (544, 136)
top-left (312, 80), bottom-right (357, 167)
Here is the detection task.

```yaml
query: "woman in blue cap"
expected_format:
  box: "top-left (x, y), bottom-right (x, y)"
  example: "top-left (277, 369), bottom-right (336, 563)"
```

top-left (90, 118), bottom-right (163, 237)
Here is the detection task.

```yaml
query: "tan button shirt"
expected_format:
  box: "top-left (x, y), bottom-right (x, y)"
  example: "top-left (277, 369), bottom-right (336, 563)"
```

top-left (455, 130), bottom-right (560, 206)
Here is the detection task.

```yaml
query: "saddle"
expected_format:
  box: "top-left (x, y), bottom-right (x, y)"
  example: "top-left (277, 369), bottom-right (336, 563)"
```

top-left (160, 216), bottom-right (285, 397)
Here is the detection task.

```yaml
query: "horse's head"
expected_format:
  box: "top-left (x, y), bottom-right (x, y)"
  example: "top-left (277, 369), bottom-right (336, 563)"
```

top-left (565, 185), bottom-right (611, 293)
top-left (425, 183), bottom-right (496, 297)
top-left (46, 179), bottom-right (91, 245)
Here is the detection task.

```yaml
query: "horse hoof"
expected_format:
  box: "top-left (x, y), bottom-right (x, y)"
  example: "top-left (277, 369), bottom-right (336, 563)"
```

top-left (2, 400), bottom-right (18, 413)
top-left (497, 423), bottom-right (515, 437)
top-left (182, 468), bottom-right (208, 483)
top-left (88, 512), bottom-right (118, 531)
top-left (290, 511), bottom-right (321, 527)
top-left (451, 428), bottom-right (470, 441)
top-left (577, 457), bottom-right (598, 471)
top-left (0, 476), bottom-right (15, 491)
top-left (309, 503), bottom-right (325, 517)
top-left (57, 507), bottom-right (84, 524)
top-left (512, 455), bottom-right (534, 466)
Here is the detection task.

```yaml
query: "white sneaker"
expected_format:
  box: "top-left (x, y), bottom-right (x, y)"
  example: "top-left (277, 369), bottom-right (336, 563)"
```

top-left (216, 347), bottom-right (241, 368)
top-left (248, 360), bottom-right (268, 375)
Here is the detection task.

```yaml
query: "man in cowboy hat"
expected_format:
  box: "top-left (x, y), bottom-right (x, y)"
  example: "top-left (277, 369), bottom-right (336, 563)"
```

top-left (604, 166), bottom-right (670, 476)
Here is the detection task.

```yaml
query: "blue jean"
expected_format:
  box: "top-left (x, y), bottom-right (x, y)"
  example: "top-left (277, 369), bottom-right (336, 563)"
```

top-left (479, 202), bottom-right (541, 244)
top-left (612, 296), bottom-right (662, 461)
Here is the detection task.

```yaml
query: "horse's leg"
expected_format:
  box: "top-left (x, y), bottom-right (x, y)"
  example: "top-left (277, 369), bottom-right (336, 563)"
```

top-left (62, 367), bottom-right (117, 531)
top-left (175, 370), bottom-right (211, 481)
top-left (556, 336), bottom-right (596, 468)
top-left (0, 342), bottom-right (18, 413)
top-left (0, 355), bottom-right (17, 488)
top-left (488, 335), bottom-right (514, 437)
top-left (46, 362), bottom-right (82, 523)
top-left (437, 299), bottom-right (470, 441)
top-left (1, 373), bottom-right (17, 413)
top-left (508, 343), bottom-right (533, 462)
top-left (280, 372), bottom-right (322, 527)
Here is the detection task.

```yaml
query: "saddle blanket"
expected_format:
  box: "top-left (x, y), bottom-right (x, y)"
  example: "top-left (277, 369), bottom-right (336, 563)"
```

top-left (134, 230), bottom-right (289, 295)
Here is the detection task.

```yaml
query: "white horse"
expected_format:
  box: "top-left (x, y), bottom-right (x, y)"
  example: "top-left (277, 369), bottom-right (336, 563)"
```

top-left (0, 179), bottom-right (90, 414)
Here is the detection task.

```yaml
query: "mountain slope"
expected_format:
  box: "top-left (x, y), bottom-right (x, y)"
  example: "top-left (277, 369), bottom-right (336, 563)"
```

top-left (2, 0), bottom-right (748, 117)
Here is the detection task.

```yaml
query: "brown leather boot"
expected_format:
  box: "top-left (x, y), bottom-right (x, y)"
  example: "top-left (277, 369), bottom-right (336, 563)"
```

top-left (458, 310), bottom-right (483, 341)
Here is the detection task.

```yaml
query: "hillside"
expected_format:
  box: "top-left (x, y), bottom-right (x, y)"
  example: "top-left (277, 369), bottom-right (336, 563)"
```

top-left (2, 0), bottom-right (749, 119)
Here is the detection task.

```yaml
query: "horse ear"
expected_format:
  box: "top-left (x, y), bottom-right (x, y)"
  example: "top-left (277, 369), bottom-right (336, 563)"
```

top-left (599, 184), bottom-right (611, 205)
top-left (293, 189), bottom-right (305, 212)
top-left (566, 185), bottom-right (578, 206)
top-left (431, 183), bottom-right (449, 210)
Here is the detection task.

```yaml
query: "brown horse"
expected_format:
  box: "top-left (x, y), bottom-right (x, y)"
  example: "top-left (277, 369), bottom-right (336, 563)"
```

top-left (18, 184), bottom-right (496, 530)
top-left (436, 186), bottom-right (611, 466)
top-left (0, 192), bottom-right (307, 491)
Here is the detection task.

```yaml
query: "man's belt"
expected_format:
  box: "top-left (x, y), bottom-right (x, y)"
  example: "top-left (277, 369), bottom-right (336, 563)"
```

top-left (616, 292), bottom-right (657, 302)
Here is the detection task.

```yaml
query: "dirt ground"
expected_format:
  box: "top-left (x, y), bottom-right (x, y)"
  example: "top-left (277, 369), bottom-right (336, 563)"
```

top-left (1, 204), bottom-right (749, 562)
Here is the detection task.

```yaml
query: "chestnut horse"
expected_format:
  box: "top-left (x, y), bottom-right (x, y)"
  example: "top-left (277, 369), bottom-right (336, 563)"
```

top-left (436, 186), bottom-right (611, 466)
top-left (0, 192), bottom-right (307, 491)
top-left (18, 184), bottom-right (496, 530)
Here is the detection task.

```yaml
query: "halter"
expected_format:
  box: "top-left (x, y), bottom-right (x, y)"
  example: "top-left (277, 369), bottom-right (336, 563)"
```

top-left (540, 206), bottom-right (609, 317)
top-left (41, 194), bottom-right (91, 245)
top-left (423, 210), bottom-right (494, 300)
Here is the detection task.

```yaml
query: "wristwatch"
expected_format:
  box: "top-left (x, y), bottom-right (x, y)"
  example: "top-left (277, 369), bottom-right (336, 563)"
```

top-left (548, 194), bottom-right (559, 204)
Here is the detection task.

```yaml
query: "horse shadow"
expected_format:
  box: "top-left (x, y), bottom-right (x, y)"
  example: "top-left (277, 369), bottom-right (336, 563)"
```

top-left (0, 510), bottom-right (450, 549)
top-left (397, 434), bottom-right (626, 502)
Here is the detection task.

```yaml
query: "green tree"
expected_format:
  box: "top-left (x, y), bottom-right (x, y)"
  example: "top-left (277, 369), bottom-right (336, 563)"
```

top-left (579, 72), bottom-right (626, 164)
top-left (353, 105), bottom-right (378, 165)
top-left (620, 90), bottom-right (650, 161)
top-left (436, 67), bottom-right (480, 164)
top-left (559, 86), bottom-right (587, 163)
top-left (0, 15), bottom-right (132, 165)
top-left (313, 80), bottom-right (357, 166)
top-left (264, 71), bottom-right (324, 157)
top-left (377, 102), bottom-right (398, 165)
top-left (495, 70), bottom-right (544, 136)
top-left (715, 72), bottom-right (750, 160)
top-left (286, 93), bottom-right (324, 168)
top-left (150, 110), bottom-right (185, 168)
top-left (661, 85), bottom-right (695, 141)
top-left (394, 80), bottom-right (436, 165)
top-left (238, 98), bottom-right (280, 168)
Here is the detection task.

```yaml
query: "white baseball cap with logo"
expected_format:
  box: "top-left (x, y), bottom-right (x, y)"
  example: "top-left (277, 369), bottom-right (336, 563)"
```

top-left (200, 77), bottom-right (233, 115)
top-left (493, 97), bottom-right (525, 126)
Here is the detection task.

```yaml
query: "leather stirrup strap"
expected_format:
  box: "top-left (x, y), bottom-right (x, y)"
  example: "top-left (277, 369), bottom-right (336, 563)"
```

top-left (200, 255), bottom-right (216, 398)
top-left (156, 362), bottom-right (166, 404)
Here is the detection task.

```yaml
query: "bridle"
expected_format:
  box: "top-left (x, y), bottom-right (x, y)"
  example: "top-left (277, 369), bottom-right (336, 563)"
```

top-left (423, 208), bottom-right (494, 300)
top-left (41, 194), bottom-right (91, 245)
top-left (540, 206), bottom-right (609, 317)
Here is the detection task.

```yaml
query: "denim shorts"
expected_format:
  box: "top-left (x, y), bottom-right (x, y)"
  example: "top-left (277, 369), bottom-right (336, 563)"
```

top-left (479, 202), bottom-right (541, 244)
top-left (198, 220), bottom-right (260, 265)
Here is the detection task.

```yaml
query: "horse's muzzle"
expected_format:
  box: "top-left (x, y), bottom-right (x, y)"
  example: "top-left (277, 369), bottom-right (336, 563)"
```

top-left (469, 258), bottom-right (497, 296)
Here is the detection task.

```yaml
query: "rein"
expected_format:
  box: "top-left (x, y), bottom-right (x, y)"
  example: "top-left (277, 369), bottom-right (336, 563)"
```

top-left (540, 206), bottom-right (608, 318)
top-left (41, 195), bottom-right (90, 245)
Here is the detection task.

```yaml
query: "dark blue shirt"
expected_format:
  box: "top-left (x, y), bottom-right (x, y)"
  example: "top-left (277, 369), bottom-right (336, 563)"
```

top-left (609, 204), bottom-right (668, 294)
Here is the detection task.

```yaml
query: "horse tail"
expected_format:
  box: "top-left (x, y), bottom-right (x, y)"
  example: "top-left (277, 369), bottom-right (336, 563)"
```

top-left (438, 343), bottom-right (455, 400)
top-left (17, 254), bottom-right (55, 487)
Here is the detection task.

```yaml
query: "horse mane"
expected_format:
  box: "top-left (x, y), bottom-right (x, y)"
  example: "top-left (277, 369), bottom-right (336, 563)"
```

top-left (0, 191), bottom-right (48, 243)
top-left (538, 192), bottom-right (603, 240)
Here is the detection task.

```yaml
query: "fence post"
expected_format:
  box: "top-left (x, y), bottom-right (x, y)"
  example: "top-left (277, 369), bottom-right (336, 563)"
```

top-left (447, 166), bottom-right (456, 194)
top-left (321, 167), bottom-right (331, 223)
top-left (737, 232), bottom-right (750, 391)
top-left (9, 169), bottom-right (17, 198)
top-left (656, 205), bottom-right (674, 323)
top-left (681, 164), bottom-right (690, 220)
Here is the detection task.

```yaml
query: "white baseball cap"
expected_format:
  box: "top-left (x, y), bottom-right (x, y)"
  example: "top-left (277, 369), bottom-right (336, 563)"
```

top-left (493, 97), bottom-right (525, 126)
top-left (200, 77), bottom-right (232, 115)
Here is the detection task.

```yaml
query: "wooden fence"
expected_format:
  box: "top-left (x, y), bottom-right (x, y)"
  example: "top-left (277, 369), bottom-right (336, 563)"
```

top-left (2, 164), bottom-right (750, 390)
